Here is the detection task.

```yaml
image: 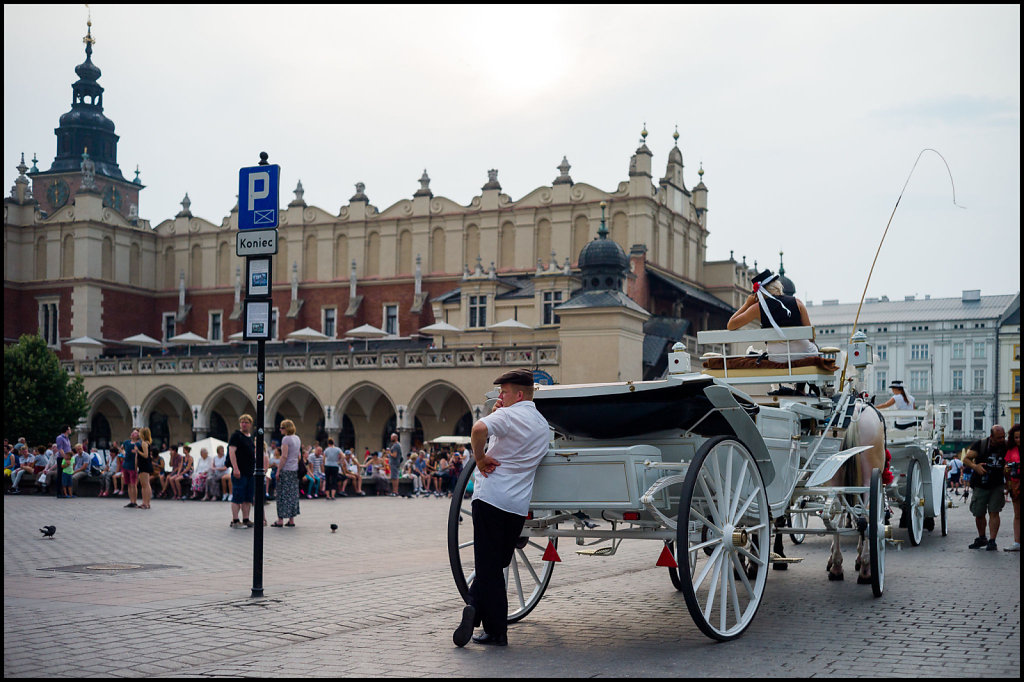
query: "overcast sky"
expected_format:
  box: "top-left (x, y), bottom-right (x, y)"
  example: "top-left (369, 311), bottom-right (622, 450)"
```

top-left (4, 4), bottom-right (1019, 304)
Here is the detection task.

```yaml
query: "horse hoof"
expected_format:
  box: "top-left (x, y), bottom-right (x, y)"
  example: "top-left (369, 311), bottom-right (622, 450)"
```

top-left (826, 559), bottom-right (833, 571)
top-left (828, 571), bottom-right (844, 581)
top-left (854, 559), bottom-right (861, 571)
top-left (856, 575), bottom-right (872, 585)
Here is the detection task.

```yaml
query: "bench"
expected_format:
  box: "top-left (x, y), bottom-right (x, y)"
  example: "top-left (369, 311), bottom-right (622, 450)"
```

top-left (696, 326), bottom-right (840, 386)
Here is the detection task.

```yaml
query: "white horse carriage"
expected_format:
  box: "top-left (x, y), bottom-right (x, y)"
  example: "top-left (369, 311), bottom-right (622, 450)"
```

top-left (448, 326), bottom-right (935, 641)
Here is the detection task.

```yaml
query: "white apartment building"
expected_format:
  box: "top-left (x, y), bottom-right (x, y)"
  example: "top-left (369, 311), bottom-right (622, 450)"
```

top-left (807, 290), bottom-right (1019, 450)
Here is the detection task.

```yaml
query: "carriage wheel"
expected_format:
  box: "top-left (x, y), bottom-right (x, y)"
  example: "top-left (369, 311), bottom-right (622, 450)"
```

top-left (904, 460), bottom-right (925, 546)
top-left (676, 436), bottom-right (771, 641)
top-left (939, 482), bottom-right (948, 537)
top-left (447, 460), bottom-right (557, 623)
top-left (868, 468), bottom-right (885, 598)
top-left (789, 497), bottom-right (808, 545)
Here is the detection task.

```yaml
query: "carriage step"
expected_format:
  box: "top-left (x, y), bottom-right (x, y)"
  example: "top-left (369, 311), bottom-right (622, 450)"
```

top-left (576, 547), bottom-right (617, 556)
top-left (770, 553), bottom-right (804, 564)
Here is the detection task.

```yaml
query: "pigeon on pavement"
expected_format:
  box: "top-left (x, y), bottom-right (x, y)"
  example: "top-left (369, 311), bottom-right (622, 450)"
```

top-left (330, 523), bottom-right (338, 533)
top-left (39, 525), bottom-right (56, 538)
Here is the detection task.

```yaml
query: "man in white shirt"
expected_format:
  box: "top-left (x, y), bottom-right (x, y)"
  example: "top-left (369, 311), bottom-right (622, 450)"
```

top-left (453, 368), bottom-right (549, 648)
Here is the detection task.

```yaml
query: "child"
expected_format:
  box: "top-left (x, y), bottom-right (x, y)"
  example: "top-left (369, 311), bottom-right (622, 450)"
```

top-left (60, 450), bottom-right (75, 499)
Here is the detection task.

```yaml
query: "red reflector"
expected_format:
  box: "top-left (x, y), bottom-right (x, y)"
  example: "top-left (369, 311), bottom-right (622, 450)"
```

top-left (656, 544), bottom-right (678, 568)
top-left (623, 512), bottom-right (641, 521)
top-left (542, 540), bottom-right (561, 562)
top-left (526, 512), bottom-right (533, 520)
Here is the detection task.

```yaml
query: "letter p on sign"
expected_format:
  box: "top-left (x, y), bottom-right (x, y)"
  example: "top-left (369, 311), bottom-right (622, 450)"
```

top-left (248, 172), bottom-right (270, 210)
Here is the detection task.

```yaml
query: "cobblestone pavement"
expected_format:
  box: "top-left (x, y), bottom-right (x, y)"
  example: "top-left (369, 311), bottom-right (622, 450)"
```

top-left (3, 491), bottom-right (1019, 678)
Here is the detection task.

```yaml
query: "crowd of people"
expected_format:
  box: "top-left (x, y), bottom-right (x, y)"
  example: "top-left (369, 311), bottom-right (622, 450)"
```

top-left (3, 427), bottom-right (470, 506)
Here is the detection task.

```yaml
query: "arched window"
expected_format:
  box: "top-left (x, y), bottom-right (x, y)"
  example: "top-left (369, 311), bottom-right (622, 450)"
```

top-left (431, 227), bottom-right (446, 273)
top-left (190, 244), bottom-right (203, 288)
top-left (335, 235), bottom-right (348, 279)
top-left (499, 222), bottom-right (515, 270)
top-left (365, 232), bottom-right (380, 277)
top-left (90, 413), bottom-right (112, 450)
top-left (35, 237), bottom-right (46, 280)
top-left (464, 224), bottom-right (480, 269)
top-left (397, 229), bottom-right (412, 275)
top-left (217, 241), bottom-right (231, 287)
top-left (61, 234), bottom-right (75, 278)
top-left (535, 219), bottom-right (552, 266)
top-left (572, 215), bottom-right (589, 265)
top-left (130, 243), bottom-right (141, 286)
top-left (303, 234), bottom-right (318, 280)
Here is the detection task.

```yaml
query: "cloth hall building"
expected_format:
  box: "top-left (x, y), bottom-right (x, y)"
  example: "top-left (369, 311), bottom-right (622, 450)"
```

top-left (4, 26), bottom-right (756, 455)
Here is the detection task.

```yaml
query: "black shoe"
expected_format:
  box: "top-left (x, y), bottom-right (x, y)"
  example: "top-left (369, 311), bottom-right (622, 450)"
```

top-left (472, 631), bottom-right (508, 646)
top-left (453, 605), bottom-right (476, 647)
top-left (243, 519), bottom-right (254, 528)
top-left (986, 539), bottom-right (997, 551)
top-left (124, 502), bottom-right (137, 508)
top-left (968, 536), bottom-right (988, 549)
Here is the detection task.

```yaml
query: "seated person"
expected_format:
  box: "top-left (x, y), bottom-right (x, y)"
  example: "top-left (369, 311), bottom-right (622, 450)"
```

top-left (876, 379), bottom-right (917, 430)
top-left (727, 269), bottom-right (818, 362)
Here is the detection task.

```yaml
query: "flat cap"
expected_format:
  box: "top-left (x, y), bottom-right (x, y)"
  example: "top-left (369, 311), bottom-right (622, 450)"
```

top-left (493, 368), bottom-right (535, 386)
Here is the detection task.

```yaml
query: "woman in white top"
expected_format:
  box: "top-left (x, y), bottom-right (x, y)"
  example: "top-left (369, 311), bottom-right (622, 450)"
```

top-left (273, 419), bottom-right (301, 527)
top-left (206, 445), bottom-right (230, 501)
top-left (191, 447), bottom-right (213, 499)
top-left (877, 379), bottom-right (917, 429)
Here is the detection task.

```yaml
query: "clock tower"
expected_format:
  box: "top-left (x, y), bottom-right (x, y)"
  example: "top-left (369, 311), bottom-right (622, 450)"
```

top-left (29, 18), bottom-right (144, 219)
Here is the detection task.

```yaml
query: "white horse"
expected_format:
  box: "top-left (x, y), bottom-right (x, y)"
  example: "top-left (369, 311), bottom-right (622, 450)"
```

top-left (825, 400), bottom-right (887, 583)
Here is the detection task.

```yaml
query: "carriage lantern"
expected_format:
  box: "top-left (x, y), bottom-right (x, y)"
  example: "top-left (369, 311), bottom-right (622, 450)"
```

top-left (849, 330), bottom-right (872, 368)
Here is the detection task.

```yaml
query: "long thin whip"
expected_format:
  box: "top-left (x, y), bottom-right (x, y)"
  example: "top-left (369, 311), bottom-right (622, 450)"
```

top-left (838, 148), bottom-right (966, 389)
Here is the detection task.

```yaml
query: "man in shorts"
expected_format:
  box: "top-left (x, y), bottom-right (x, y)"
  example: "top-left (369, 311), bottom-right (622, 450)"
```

top-left (228, 415), bottom-right (257, 528)
top-left (388, 433), bottom-right (403, 496)
top-left (121, 430), bottom-right (140, 507)
top-left (963, 425), bottom-right (1007, 551)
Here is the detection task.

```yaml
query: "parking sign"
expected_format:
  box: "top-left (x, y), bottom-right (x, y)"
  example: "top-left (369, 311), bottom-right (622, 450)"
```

top-left (238, 164), bottom-right (280, 230)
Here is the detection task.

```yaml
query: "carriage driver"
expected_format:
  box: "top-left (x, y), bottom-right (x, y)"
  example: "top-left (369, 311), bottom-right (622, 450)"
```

top-left (727, 269), bottom-right (818, 362)
top-left (453, 368), bottom-right (550, 648)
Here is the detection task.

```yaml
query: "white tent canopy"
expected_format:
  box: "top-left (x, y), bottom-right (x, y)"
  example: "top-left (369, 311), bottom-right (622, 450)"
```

top-left (168, 331), bottom-right (207, 344)
top-left (346, 323), bottom-right (387, 338)
top-left (122, 333), bottom-right (162, 346)
top-left (418, 321), bottom-right (464, 348)
top-left (65, 335), bottom-right (105, 348)
top-left (487, 318), bottom-right (532, 330)
top-left (429, 436), bottom-right (471, 445)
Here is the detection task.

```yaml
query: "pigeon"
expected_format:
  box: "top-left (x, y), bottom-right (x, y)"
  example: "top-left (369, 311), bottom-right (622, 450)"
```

top-left (330, 523), bottom-right (338, 533)
top-left (39, 525), bottom-right (56, 538)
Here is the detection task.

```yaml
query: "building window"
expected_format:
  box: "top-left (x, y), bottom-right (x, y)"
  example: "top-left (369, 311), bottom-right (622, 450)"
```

top-left (1014, 344), bottom-right (1020, 362)
top-left (973, 410), bottom-right (985, 432)
top-left (468, 295), bottom-right (487, 329)
top-left (910, 370), bottom-right (928, 393)
top-left (209, 311), bottom-right (222, 342)
top-left (951, 369), bottom-right (963, 392)
top-left (952, 410), bottom-right (963, 432)
top-left (383, 304), bottom-right (398, 336)
top-left (973, 341), bottom-right (986, 359)
top-left (1012, 370), bottom-right (1020, 397)
top-left (951, 342), bottom-right (965, 359)
top-left (323, 307), bottom-right (336, 338)
top-left (910, 343), bottom-right (929, 360)
top-left (1011, 408), bottom-right (1020, 426)
top-left (876, 371), bottom-right (887, 395)
top-left (38, 299), bottom-right (59, 347)
top-left (973, 368), bottom-right (985, 392)
top-left (163, 312), bottom-right (176, 342)
top-left (270, 308), bottom-right (279, 340)
top-left (876, 344), bottom-right (887, 361)
top-left (542, 291), bottom-right (563, 325)
top-left (974, 322), bottom-right (985, 329)
top-left (953, 323), bottom-right (964, 329)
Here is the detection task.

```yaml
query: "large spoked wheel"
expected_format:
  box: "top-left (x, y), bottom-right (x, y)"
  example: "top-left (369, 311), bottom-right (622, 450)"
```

top-left (789, 497), bottom-right (808, 545)
top-left (904, 459), bottom-right (925, 546)
top-left (447, 460), bottom-right (557, 623)
top-left (676, 436), bottom-right (771, 641)
top-left (939, 482), bottom-right (948, 537)
top-left (868, 467), bottom-right (885, 598)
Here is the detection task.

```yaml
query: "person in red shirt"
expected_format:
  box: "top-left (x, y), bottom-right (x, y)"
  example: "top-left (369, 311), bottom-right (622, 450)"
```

top-left (1004, 423), bottom-right (1020, 552)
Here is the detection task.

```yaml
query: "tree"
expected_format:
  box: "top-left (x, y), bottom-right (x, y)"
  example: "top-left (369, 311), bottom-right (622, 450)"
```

top-left (3, 334), bottom-right (89, 446)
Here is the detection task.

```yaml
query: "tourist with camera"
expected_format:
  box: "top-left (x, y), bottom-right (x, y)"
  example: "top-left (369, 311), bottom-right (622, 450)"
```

top-left (962, 425), bottom-right (1008, 551)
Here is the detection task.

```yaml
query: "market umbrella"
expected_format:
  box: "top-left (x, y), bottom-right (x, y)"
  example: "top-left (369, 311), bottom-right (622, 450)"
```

top-left (168, 331), bottom-right (208, 356)
top-left (418, 321), bottom-right (463, 349)
top-left (65, 335), bottom-right (105, 358)
top-left (287, 326), bottom-right (330, 352)
top-left (487, 318), bottom-right (532, 345)
top-left (122, 333), bottom-right (162, 357)
top-left (345, 323), bottom-right (387, 351)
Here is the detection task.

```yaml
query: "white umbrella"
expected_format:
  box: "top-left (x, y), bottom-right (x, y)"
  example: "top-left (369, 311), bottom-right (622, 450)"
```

top-left (122, 332), bottom-right (162, 357)
top-left (65, 335), bottom-right (104, 358)
top-left (487, 318), bottom-right (532, 345)
top-left (286, 326), bottom-right (330, 352)
top-left (418, 321), bottom-right (463, 349)
top-left (345, 323), bottom-right (387, 350)
top-left (168, 331), bottom-right (208, 356)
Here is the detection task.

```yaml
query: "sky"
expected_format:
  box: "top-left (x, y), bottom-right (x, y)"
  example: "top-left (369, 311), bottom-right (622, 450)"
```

top-left (4, 4), bottom-right (1020, 305)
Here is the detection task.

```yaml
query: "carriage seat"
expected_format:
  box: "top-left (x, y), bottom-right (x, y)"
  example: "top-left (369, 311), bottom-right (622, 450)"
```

top-left (696, 327), bottom-right (838, 386)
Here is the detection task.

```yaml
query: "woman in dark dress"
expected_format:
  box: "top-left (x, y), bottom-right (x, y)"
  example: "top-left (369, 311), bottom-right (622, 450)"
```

top-left (137, 427), bottom-right (154, 509)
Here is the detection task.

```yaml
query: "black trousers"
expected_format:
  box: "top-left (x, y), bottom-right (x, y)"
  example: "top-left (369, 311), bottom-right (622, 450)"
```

top-left (469, 499), bottom-right (527, 637)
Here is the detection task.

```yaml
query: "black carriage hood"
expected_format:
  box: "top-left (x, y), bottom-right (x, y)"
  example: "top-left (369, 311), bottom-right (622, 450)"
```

top-left (533, 376), bottom-right (760, 440)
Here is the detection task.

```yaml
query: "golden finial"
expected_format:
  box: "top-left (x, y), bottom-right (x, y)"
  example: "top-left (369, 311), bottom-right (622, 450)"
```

top-left (673, 125), bottom-right (679, 144)
top-left (641, 122), bottom-right (648, 140)
top-left (83, 5), bottom-right (95, 46)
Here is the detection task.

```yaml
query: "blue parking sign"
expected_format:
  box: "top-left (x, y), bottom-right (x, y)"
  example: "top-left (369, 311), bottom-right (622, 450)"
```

top-left (238, 164), bottom-right (280, 230)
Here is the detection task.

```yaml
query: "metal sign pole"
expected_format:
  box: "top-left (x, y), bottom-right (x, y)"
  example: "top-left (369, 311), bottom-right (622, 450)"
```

top-left (252, 336), bottom-right (266, 597)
